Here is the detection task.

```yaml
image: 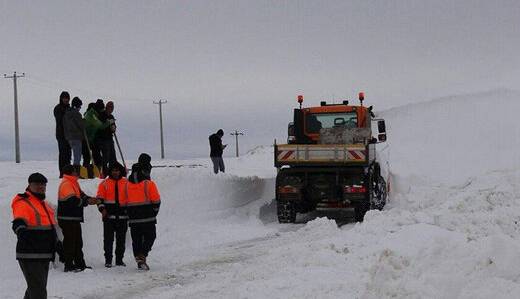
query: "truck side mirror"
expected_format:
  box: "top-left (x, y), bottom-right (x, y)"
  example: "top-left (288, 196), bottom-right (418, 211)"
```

top-left (377, 120), bottom-right (386, 133)
top-left (287, 122), bottom-right (295, 143)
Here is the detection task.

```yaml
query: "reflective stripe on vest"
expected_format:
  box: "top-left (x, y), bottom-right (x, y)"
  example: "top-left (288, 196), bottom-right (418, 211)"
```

top-left (16, 253), bottom-right (54, 259)
top-left (57, 216), bottom-right (83, 221)
top-left (107, 215), bottom-right (129, 220)
top-left (26, 225), bottom-right (53, 230)
top-left (128, 216), bottom-right (156, 224)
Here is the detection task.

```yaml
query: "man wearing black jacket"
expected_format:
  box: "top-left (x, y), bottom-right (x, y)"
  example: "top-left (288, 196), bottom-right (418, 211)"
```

top-left (57, 165), bottom-right (98, 272)
top-left (209, 129), bottom-right (227, 174)
top-left (54, 91), bottom-right (71, 178)
top-left (126, 155), bottom-right (161, 270)
top-left (97, 101), bottom-right (117, 175)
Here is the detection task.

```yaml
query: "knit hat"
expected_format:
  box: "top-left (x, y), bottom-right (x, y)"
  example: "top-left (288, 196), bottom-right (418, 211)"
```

top-left (108, 161), bottom-right (127, 177)
top-left (28, 173), bottom-right (48, 184)
top-left (61, 165), bottom-right (77, 176)
top-left (71, 97), bottom-right (82, 108)
top-left (217, 129), bottom-right (224, 136)
top-left (59, 91), bottom-right (70, 103)
top-left (138, 153), bottom-right (152, 170)
top-left (94, 99), bottom-right (105, 112)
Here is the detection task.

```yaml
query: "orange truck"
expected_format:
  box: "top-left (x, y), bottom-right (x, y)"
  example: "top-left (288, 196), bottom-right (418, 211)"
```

top-left (274, 93), bottom-right (388, 223)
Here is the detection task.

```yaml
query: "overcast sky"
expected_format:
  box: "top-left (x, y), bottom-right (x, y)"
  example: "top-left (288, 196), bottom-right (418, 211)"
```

top-left (1, 0), bottom-right (519, 161)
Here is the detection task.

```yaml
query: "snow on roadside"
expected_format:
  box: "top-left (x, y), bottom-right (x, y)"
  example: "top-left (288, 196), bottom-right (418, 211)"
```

top-left (142, 168), bottom-right (520, 299)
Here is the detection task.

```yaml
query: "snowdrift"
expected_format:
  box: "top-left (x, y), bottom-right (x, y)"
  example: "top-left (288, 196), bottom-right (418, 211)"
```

top-left (382, 88), bottom-right (520, 184)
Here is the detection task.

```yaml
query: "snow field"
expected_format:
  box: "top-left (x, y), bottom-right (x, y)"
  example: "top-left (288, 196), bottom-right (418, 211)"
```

top-left (1, 90), bottom-right (520, 298)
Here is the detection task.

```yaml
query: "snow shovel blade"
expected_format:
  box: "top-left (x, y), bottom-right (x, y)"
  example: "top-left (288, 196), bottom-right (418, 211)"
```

top-left (79, 165), bottom-right (101, 179)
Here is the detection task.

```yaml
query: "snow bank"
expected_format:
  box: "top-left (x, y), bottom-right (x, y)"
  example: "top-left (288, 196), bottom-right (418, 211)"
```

top-left (382, 88), bottom-right (520, 184)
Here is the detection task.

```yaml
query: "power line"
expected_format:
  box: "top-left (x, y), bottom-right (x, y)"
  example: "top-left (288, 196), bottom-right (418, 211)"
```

top-left (230, 130), bottom-right (244, 157)
top-left (3, 71), bottom-right (25, 163)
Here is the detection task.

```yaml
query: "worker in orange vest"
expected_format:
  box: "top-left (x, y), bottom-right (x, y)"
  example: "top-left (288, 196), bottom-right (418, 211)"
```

top-left (57, 165), bottom-right (98, 272)
top-left (126, 154), bottom-right (160, 270)
top-left (12, 173), bottom-right (63, 299)
top-left (96, 162), bottom-right (129, 267)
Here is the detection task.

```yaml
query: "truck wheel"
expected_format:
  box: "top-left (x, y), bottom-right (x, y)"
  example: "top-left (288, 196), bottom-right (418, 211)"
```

top-left (277, 200), bottom-right (296, 223)
top-left (371, 176), bottom-right (387, 211)
top-left (354, 201), bottom-right (369, 222)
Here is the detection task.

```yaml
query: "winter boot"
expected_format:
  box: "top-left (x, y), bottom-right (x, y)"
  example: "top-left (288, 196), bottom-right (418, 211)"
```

top-left (136, 255), bottom-right (149, 271)
top-left (115, 258), bottom-right (126, 267)
top-left (75, 260), bottom-right (92, 272)
top-left (64, 263), bottom-right (76, 272)
top-left (105, 259), bottom-right (112, 268)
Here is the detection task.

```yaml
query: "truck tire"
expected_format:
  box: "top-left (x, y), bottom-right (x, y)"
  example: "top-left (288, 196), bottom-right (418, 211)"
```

top-left (354, 201), bottom-right (369, 222)
top-left (371, 176), bottom-right (387, 211)
top-left (277, 200), bottom-right (296, 223)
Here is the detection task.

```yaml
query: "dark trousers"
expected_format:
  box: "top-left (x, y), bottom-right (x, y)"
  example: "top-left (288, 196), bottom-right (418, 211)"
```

top-left (18, 260), bottom-right (49, 299)
top-left (91, 140), bottom-right (103, 169)
top-left (211, 156), bottom-right (225, 174)
top-left (58, 220), bottom-right (85, 268)
top-left (82, 139), bottom-right (91, 167)
top-left (98, 139), bottom-right (117, 174)
top-left (57, 138), bottom-right (71, 177)
top-left (130, 223), bottom-right (156, 258)
top-left (103, 219), bottom-right (128, 263)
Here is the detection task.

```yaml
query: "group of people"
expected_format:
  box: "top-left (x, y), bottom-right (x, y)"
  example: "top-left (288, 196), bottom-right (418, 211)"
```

top-left (54, 91), bottom-right (118, 178)
top-left (11, 91), bottom-right (232, 298)
top-left (12, 153), bottom-right (161, 298)
top-left (9, 91), bottom-right (139, 299)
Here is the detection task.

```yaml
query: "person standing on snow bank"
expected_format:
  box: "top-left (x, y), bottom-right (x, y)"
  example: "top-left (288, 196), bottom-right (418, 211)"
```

top-left (57, 165), bottom-right (98, 272)
top-left (209, 129), bottom-right (227, 174)
top-left (97, 101), bottom-right (118, 174)
top-left (126, 155), bottom-right (160, 271)
top-left (84, 99), bottom-right (111, 176)
top-left (96, 162), bottom-right (129, 268)
top-left (63, 97), bottom-right (85, 173)
top-left (12, 173), bottom-right (63, 299)
top-left (54, 91), bottom-right (72, 178)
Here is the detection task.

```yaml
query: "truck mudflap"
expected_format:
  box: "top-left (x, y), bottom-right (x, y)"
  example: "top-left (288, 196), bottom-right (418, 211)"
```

top-left (275, 143), bottom-right (375, 167)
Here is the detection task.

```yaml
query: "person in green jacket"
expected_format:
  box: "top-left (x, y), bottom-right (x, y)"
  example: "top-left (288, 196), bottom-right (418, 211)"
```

top-left (84, 100), bottom-right (111, 171)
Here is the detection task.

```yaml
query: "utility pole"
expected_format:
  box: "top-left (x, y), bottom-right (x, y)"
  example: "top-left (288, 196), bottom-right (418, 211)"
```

top-left (230, 130), bottom-right (244, 157)
top-left (153, 99), bottom-right (167, 159)
top-left (4, 72), bottom-right (25, 163)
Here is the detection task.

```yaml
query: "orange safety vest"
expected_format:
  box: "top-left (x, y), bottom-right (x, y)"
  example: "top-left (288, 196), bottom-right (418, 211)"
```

top-left (12, 192), bottom-right (57, 259)
top-left (125, 180), bottom-right (161, 224)
top-left (58, 174), bottom-right (81, 201)
top-left (97, 177), bottom-right (129, 219)
top-left (57, 174), bottom-right (86, 221)
top-left (97, 177), bottom-right (128, 205)
top-left (125, 180), bottom-right (160, 206)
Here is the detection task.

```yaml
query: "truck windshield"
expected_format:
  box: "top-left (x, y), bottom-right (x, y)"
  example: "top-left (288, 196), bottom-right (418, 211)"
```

top-left (306, 112), bottom-right (358, 133)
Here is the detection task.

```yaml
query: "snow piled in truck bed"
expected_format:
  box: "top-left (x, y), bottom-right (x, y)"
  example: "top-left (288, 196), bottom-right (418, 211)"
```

top-left (1, 89), bottom-right (520, 298)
